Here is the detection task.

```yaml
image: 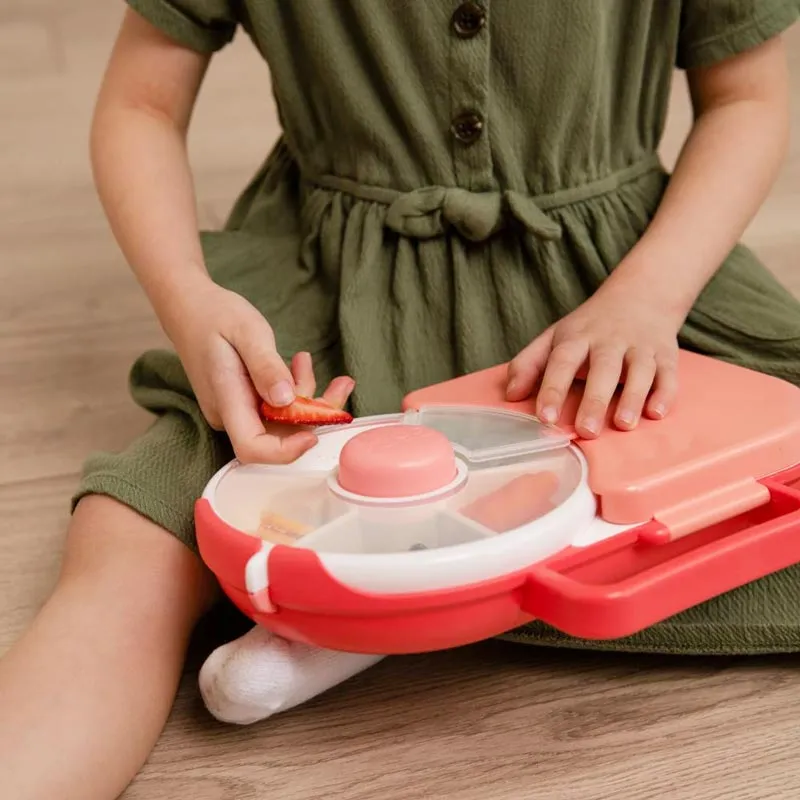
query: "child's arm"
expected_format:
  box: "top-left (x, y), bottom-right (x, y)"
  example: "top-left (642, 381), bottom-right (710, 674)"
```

top-left (91, 10), bottom-right (211, 331)
top-left (92, 11), bottom-right (334, 462)
top-left (507, 36), bottom-right (791, 438)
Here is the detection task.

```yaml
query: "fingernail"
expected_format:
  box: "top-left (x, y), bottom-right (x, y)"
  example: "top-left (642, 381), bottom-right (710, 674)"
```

top-left (540, 406), bottom-right (558, 424)
top-left (582, 418), bottom-right (600, 435)
top-left (651, 403), bottom-right (666, 419)
top-left (617, 410), bottom-right (635, 426)
top-left (269, 381), bottom-right (294, 406)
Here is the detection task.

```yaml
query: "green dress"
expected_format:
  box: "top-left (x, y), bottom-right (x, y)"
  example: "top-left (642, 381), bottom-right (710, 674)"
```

top-left (75, 0), bottom-right (800, 655)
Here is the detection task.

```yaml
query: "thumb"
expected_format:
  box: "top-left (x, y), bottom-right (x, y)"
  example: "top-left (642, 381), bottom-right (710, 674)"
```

top-left (227, 311), bottom-right (296, 408)
top-left (506, 327), bottom-right (554, 401)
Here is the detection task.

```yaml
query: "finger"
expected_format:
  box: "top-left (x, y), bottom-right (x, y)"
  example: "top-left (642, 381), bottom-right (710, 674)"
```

top-left (197, 397), bottom-right (224, 431)
top-left (614, 350), bottom-right (657, 430)
top-left (249, 429), bottom-right (320, 465)
top-left (216, 368), bottom-right (316, 464)
top-left (227, 312), bottom-right (295, 408)
top-left (535, 340), bottom-right (588, 424)
top-left (575, 345), bottom-right (625, 438)
top-left (507, 328), bottom-right (554, 401)
top-left (291, 351), bottom-right (316, 398)
top-left (645, 353), bottom-right (679, 420)
top-left (321, 376), bottom-right (356, 409)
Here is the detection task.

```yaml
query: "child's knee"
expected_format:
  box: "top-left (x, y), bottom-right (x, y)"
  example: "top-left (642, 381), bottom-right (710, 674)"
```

top-left (61, 495), bottom-right (215, 619)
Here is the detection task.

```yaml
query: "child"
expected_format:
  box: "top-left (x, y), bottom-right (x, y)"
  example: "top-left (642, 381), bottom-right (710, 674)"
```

top-left (2, 1), bottom-right (799, 797)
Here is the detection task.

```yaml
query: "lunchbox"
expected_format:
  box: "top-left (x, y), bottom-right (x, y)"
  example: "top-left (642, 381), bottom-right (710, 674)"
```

top-left (195, 350), bottom-right (800, 654)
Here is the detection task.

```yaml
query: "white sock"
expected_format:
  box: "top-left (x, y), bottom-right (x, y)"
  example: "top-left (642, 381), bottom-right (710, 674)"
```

top-left (198, 625), bottom-right (385, 725)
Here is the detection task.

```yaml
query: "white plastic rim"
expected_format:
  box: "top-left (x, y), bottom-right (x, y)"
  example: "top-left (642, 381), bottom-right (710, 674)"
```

top-left (202, 446), bottom-right (601, 596)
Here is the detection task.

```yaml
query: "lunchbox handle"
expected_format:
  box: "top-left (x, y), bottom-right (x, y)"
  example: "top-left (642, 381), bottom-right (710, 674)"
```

top-left (520, 481), bottom-right (800, 641)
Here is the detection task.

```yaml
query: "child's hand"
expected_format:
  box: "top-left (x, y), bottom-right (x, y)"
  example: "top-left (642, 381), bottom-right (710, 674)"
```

top-left (506, 285), bottom-right (680, 438)
top-left (166, 282), bottom-right (354, 463)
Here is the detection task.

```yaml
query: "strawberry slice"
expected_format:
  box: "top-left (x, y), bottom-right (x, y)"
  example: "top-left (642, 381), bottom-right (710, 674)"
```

top-left (259, 396), bottom-right (353, 427)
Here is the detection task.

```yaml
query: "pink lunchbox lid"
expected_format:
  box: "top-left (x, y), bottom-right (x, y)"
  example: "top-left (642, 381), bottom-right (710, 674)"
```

top-left (402, 350), bottom-right (800, 536)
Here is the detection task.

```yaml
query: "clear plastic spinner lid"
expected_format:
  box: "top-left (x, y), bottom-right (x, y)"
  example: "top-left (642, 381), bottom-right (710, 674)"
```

top-left (401, 406), bottom-right (572, 463)
top-left (205, 409), bottom-right (594, 592)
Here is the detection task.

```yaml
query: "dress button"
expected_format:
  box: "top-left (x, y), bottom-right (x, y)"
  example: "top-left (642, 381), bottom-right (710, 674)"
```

top-left (452, 2), bottom-right (486, 38)
top-left (451, 111), bottom-right (484, 145)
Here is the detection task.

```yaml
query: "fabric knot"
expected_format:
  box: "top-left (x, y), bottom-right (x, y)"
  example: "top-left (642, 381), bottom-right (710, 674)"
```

top-left (385, 186), bottom-right (563, 242)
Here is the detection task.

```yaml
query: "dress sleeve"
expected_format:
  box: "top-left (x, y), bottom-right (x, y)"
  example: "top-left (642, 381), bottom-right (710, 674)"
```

top-left (126, 0), bottom-right (239, 54)
top-left (676, 0), bottom-right (799, 70)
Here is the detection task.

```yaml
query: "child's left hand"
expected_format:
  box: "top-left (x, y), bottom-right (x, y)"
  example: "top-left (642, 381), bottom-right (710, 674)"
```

top-left (506, 284), bottom-right (681, 439)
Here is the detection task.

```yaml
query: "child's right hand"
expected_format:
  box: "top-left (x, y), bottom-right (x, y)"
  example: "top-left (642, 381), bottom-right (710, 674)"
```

top-left (89, 14), bottom-right (353, 465)
top-left (90, 14), bottom-right (360, 465)
top-left (165, 281), bottom-right (354, 464)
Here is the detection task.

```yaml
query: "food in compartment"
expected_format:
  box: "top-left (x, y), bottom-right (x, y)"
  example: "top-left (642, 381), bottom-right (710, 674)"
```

top-left (254, 511), bottom-right (312, 545)
top-left (459, 471), bottom-right (560, 533)
top-left (246, 476), bottom-right (347, 544)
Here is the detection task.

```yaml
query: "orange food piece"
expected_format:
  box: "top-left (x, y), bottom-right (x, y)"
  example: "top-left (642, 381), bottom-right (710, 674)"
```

top-left (255, 511), bottom-right (312, 545)
top-left (461, 471), bottom-right (561, 533)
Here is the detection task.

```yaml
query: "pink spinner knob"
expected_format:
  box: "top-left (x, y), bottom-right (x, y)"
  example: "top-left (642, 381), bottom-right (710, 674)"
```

top-left (337, 425), bottom-right (458, 499)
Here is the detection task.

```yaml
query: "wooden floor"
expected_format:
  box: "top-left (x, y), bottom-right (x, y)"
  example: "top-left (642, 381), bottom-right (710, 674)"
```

top-left (1, 4), bottom-right (800, 798)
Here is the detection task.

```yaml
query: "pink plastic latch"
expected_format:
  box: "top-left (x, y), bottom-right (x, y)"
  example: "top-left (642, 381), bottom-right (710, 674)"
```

top-left (640, 478), bottom-right (772, 544)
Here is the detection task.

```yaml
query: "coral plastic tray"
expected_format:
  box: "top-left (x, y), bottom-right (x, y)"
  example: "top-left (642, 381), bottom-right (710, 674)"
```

top-left (195, 351), bottom-right (800, 654)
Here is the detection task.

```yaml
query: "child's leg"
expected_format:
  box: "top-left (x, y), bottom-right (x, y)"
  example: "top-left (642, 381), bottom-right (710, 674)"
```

top-left (0, 495), bottom-right (216, 800)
